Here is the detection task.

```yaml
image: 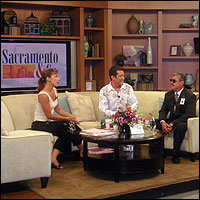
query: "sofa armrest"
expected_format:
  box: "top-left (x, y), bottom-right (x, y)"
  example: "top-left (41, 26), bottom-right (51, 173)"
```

top-left (8, 129), bottom-right (54, 141)
top-left (1, 130), bottom-right (53, 184)
top-left (187, 117), bottom-right (199, 153)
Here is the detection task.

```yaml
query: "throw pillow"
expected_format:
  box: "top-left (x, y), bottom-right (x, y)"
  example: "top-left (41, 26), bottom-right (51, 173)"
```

top-left (65, 92), bottom-right (96, 122)
top-left (1, 123), bottom-right (9, 136)
top-left (158, 97), bottom-right (164, 111)
top-left (54, 97), bottom-right (72, 116)
top-left (196, 99), bottom-right (199, 117)
top-left (158, 97), bottom-right (170, 119)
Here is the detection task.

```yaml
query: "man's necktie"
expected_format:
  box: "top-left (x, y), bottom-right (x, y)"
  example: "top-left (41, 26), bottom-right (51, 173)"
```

top-left (174, 93), bottom-right (179, 112)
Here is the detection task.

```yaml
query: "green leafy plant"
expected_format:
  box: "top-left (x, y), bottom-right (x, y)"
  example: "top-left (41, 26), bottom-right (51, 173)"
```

top-left (115, 54), bottom-right (127, 62)
top-left (124, 74), bottom-right (135, 89)
top-left (40, 21), bottom-right (56, 36)
top-left (115, 54), bottom-right (127, 66)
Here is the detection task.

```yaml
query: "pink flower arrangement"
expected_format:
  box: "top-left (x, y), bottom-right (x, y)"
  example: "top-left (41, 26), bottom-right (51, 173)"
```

top-left (110, 106), bottom-right (148, 128)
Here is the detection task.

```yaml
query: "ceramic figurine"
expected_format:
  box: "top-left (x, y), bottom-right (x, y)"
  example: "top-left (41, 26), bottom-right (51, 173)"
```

top-left (84, 36), bottom-right (89, 57)
top-left (144, 22), bottom-right (153, 34)
top-left (185, 72), bottom-right (195, 86)
top-left (138, 20), bottom-right (144, 34)
top-left (86, 15), bottom-right (94, 27)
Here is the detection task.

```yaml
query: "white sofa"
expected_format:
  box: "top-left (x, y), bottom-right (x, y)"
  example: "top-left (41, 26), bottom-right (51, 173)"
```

top-left (1, 91), bottom-right (199, 186)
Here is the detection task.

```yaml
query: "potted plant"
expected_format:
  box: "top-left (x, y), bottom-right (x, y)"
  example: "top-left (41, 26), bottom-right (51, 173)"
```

top-left (115, 54), bottom-right (127, 66)
top-left (124, 74), bottom-right (135, 89)
top-left (40, 21), bottom-right (56, 36)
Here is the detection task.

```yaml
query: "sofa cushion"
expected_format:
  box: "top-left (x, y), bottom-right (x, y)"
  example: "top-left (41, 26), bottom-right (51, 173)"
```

top-left (196, 98), bottom-right (199, 117)
top-left (71, 92), bottom-right (104, 122)
top-left (134, 91), bottom-right (165, 119)
top-left (1, 123), bottom-right (9, 136)
top-left (1, 94), bottom-right (37, 130)
top-left (158, 97), bottom-right (170, 119)
top-left (1, 100), bottom-right (15, 132)
top-left (79, 121), bottom-right (100, 130)
top-left (65, 91), bottom-right (96, 122)
top-left (54, 97), bottom-right (72, 116)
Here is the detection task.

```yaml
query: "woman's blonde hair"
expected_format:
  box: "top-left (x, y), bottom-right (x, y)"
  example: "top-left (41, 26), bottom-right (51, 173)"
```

top-left (36, 68), bottom-right (58, 92)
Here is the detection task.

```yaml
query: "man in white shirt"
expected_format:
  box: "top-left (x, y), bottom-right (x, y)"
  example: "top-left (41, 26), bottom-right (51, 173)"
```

top-left (99, 65), bottom-right (138, 127)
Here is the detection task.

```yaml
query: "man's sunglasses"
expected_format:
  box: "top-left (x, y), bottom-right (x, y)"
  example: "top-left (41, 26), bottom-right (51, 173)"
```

top-left (170, 79), bottom-right (179, 83)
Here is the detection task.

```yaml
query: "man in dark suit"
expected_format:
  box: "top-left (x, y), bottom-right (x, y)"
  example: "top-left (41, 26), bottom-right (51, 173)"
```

top-left (156, 73), bottom-right (196, 164)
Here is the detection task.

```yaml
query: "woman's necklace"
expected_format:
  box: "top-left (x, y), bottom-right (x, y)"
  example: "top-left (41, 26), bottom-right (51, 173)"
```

top-left (48, 89), bottom-right (56, 101)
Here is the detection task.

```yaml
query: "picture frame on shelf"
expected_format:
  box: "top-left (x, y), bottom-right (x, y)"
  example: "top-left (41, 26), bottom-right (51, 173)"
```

top-left (193, 37), bottom-right (199, 54)
top-left (85, 80), bottom-right (96, 91)
top-left (170, 45), bottom-right (179, 56)
top-left (123, 45), bottom-right (144, 66)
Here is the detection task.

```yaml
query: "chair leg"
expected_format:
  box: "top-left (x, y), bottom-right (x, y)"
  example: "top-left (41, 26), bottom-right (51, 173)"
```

top-left (40, 177), bottom-right (49, 188)
top-left (190, 153), bottom-right (196, 162)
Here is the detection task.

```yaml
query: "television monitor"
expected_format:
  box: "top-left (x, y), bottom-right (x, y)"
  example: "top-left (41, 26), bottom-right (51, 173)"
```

top-left (1, 39), bottom-right (76, 94)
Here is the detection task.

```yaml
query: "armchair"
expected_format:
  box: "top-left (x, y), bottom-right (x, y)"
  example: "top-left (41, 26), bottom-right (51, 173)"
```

top-left (1, 100), bottom-right (54, 188)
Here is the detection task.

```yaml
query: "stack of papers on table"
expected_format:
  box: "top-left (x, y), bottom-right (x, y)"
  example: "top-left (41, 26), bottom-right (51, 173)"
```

top-left (88, 146), bottom-right (114, 154)
top-left (80, 128), bottom-right (118, 136)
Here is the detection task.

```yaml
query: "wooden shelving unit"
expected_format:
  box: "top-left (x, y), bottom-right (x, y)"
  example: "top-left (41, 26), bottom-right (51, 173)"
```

top-left (83, 8), bottom-right (108, 91)
top-left (112, 34), bottom-right (158, 38)
top-left (1, 1), bottom-right (199, 92)
top-left (162, 56), bottom-right (199, 60)
top-left (109, 4), bottom-right (199, 91)
top-left (162, 28), bottom-right (199, 32)
top-left (160, 9), bottom-right (199, 90)
top-left (1, 35), bottom-right (80, 40)
top-left (122, 66), bottom-right (158, 70)
top-left (84, 57), bottom-right (104, 60)
top-left (110, 9), bottom-right (159, 90)
top-left (1, 1), bottom-right (109, 92)
top-left (84, 27), bottom-right (104, 31)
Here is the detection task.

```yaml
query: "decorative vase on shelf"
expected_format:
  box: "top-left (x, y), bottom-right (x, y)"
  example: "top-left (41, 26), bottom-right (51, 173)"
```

top-left (147, 37), bottom-right (153, 65)
top-left (144, 22), bottom-right (153, 34)
top-left (86, 15), bottom-right (94, 27)
top-left (127, 14), bottom-right (139, 34)
top-left (84, 36), bottom-right (89, 57)
top-left (89, 64), bottom-right (93, 80)
top-left (138, 19), bottom-right (144, 34)
top-left (185, 72), bottom-right (195, 86)
top-left (182, 43), bottom-right (193, 57)
top-left (87, 32), bottom-right (93, 57)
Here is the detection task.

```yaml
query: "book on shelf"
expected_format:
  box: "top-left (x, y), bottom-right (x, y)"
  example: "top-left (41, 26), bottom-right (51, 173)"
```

top-left (95, 43), bottom-right (99, 57)
top-left (137, 81), bottom-right (154, 91)
top-left (91, 43), bottom-right (100, 57)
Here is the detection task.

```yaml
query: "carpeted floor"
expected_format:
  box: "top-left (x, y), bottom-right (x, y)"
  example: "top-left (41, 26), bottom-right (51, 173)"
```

top-left (25, 156), bottom-right (199, 199)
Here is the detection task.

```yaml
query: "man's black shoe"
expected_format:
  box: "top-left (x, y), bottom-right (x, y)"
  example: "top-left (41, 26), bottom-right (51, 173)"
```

top-left (172, 156), bottom-right (180, 164)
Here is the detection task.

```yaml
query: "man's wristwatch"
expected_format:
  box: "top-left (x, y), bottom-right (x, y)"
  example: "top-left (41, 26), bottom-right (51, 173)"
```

top-left (169, 123), bottom-right (173, 127)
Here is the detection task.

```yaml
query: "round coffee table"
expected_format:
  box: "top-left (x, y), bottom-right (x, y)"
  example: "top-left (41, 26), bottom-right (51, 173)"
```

top-left (81, 129), bottom-right (165, 182)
